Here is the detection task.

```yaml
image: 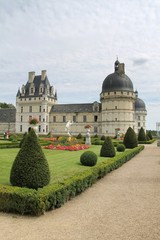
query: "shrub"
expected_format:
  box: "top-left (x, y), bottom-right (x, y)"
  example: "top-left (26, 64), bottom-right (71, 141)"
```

top-left (147, 130), bottom-right (153, 140)
top-left (10, 128), bottom-right (50, 189)
top-left (116, 143), bottom-right (125, 152)
top-left (19, 132), bottom-right (27, 148)
top-left (80, 151), bottom-right (97, 166)
top-left (138, 127), bottom-right (147, 141)
top-left (9, 134), bottom-right (18, 142)
top-left (100, 136), bottom-right (116, 157)
top-left (101, 135), bottom-right (106, 140)
top-left (77, 133), bottom-right (83, 139)
top-left (94, 134), bottom-right (99, 138)
top-left (123, 127), bottom-right (138, 148)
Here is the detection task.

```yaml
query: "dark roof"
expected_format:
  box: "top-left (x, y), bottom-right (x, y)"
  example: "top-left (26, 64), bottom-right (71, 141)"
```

top-left (102, 72), bottom-right (134, 93)
top-left (24, 75), bottom-right (51, 97)
top-left (51, 103), bottom-right (100, 113)
top-left (135, 98), bottom-right (146, 111)
top-left (0, 108), bottom-right (16, 122)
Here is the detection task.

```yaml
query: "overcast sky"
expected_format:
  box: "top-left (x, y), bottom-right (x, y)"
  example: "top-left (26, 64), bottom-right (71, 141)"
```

top-left (0, 0), bottom-right (160, 130)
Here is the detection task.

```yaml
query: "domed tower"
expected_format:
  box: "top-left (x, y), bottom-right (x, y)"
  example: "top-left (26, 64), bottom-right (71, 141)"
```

top-left (100, 60), bottom-right (136, 136)
top-left (134, 90), bottom-right (147, 133)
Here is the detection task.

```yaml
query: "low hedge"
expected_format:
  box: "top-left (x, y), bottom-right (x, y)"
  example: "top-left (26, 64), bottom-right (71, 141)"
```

top-left (138, 139), bottom-right (155, 144)
top-left (0, 145), bottom-right (144, 216)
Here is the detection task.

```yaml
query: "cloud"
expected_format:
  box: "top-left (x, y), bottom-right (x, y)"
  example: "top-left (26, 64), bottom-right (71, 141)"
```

top-left (0, 0), bottom-right (160, 130)
top-left (132, 58), bottom-right (149, 66)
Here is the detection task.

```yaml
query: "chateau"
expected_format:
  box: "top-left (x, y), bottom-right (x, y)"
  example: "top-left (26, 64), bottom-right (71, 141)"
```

top-left (0, 60), bottom-right (147, 136)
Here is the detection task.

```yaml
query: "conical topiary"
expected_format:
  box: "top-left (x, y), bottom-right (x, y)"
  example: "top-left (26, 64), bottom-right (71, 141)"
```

top-left (123, 127), bottom-right (138, 149)
top-left (10, 129), bottom-right (50, 189)
top-left (100, 136), bottom-right (116, 157)
top-left (138, 127), bottom-right (147, 141)
top-left (147, 130), bottom-right (153, 140)
top-left (19, 132), bottom-right (27, 148)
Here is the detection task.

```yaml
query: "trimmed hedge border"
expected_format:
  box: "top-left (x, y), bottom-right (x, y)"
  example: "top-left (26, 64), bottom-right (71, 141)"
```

top-left (0, 145), bottom-right (144, 216)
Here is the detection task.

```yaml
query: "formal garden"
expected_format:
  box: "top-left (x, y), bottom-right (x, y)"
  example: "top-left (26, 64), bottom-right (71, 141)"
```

top-left (0, 127), bottom-right (154, 216)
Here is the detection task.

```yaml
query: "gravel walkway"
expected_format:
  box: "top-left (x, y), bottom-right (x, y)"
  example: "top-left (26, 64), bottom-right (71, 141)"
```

top-left (0, 142), bottom-right (160, 240)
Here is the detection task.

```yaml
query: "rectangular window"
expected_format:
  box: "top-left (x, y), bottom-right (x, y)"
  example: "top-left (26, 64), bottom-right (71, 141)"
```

top-left (31, 88), bottom-right (33, 93)
top-left (39, 125), bottom-right (41, 133)
top-left (29, 106), bottom-right (32, 113)
top-left (83, 115), bottom-right (87, 122)
top-left (39, 115), bottom-right (41, 122)
top-left (94, 115), bottom-right (98, 122)
top-left (115, 118), bottom-right (117, 121)
top-left (63, 116), bottom-right (66, 123)
top-left (73, 116), bottom-right (76, 122)
top-left (138, 122), bottom-right (140, 127)
top-left (94, 127), bottom-right (98, 133)
top-left (29, 115), bottom-right (32, 122)
top-left (21, 107), bottom-right (23, 113)
top-left (53, 116), bottom-right (56, 122)
top-left (20, 125), bottom-right (22, 132)
top-left (138, 116), bottom-right (140, 120)
top-left (46, 125), bottom-right (48, 133)
top-left (115, 106), bottom-right (117, 109)
top-left (21, 116), bottom-right (23, 122)
top-left (39, 106), bottom-right (41, 112)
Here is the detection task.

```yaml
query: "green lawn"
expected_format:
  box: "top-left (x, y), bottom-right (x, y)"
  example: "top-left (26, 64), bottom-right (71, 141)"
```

top-left (0, 145), bottom-right (110, 186)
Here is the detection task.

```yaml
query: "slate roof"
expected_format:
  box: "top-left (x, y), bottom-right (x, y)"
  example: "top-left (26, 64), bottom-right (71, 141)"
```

top-left (135, 98), bottom-right (146, 111)
top-left (51, 103), bottom-right (100, 113)
top-left (23, 75), bottom-right (51, 97)
top-left (0, 108), bottom-right (16, 123)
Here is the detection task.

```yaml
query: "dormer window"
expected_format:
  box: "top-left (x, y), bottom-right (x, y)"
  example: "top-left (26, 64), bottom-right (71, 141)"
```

top-left (29, 83), bottom-right (35, 95)
top-left (21, 85), bottom-right (25, 95)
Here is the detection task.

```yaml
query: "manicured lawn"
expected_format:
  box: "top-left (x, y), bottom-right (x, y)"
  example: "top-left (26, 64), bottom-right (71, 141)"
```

top-left (0, 145), bottom-right (111, 186)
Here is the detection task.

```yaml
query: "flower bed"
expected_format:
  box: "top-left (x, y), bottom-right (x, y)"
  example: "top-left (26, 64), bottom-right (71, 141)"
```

top-left (43, 144), bottom-right (90, 151)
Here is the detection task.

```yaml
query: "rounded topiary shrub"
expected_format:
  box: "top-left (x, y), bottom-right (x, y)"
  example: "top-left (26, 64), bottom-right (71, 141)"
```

top-left (116, 143), bottom-right (125, 152)
top-left (123, 127), bottom-right (138, 149)
top-left (100, 136), bottom-right (116, 157)
top-left (101, 135), bottom-right (106, 140)
top-left (80, 151), bottom-right (97, 166)
top-left (10, 129), bottom-right (50, 189)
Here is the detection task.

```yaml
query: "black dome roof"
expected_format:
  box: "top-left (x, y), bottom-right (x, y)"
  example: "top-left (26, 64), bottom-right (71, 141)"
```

top-left (102, 72), bottom-right (134, 92)
top-left (135, 98), bottom-right (146, 111)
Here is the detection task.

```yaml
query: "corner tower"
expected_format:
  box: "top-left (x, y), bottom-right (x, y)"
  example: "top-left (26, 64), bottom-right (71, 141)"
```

top-left (100, 60), bottom-right (136, 136)
top-left (16, 70), bottom-right (57, 134)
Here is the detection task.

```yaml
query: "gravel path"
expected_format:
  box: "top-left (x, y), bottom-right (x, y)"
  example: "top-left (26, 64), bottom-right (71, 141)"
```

top-left (0, 142), bottom-right (160, 240)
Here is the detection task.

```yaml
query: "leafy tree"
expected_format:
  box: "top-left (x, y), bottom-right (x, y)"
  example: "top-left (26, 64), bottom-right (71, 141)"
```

top-left (10, 129), bottom-right (50, 189)
top-left (138, 127), bottom-right (147, 141)
top-left (100, 136), bottom-right (116, 157)
top-left (0, 102), bottom-right (15, 108)
top-left (123, 127), bottom-right (138, 148)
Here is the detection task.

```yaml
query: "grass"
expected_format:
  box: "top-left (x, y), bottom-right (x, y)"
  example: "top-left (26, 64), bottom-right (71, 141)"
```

top-left (0, 145), bottom-right (114, 186)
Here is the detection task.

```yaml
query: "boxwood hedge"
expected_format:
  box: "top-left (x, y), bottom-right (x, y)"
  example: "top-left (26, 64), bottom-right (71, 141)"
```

top-left (0, 145), bottom-right (144, 216)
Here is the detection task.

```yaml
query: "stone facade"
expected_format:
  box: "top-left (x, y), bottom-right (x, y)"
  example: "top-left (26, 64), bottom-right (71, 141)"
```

top-left (0, 60), bottom-right (147, 136)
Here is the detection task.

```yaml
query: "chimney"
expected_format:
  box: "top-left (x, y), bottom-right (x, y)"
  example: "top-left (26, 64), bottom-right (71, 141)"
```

top-left (118, 63), bottom-right (125, 75)
top-left (41, 70), bottom-right (47, 80)
top-left (28, 71), bottom-right (35, 83)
